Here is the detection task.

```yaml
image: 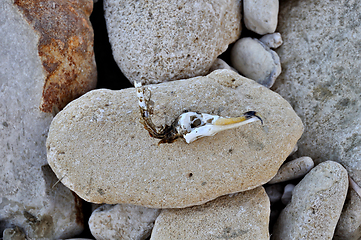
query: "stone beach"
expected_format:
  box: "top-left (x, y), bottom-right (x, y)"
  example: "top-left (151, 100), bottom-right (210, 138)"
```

top-left (1, 0), bottom-right (360, 239)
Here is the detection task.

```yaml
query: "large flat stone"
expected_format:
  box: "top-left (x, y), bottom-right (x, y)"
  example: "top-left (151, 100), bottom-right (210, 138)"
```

top-left (47, 69), bottom-right (303, 208)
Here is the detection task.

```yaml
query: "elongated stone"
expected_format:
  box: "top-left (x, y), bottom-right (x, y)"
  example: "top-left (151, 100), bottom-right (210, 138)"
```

top-left (272, 161), bottom-right (348, 239)
top-left (47, 69), bottom-right (303, 208)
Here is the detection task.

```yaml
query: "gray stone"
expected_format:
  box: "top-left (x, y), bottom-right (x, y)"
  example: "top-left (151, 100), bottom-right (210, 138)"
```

top-left (274, 1), bottom-right (361, 236)
top-left (334, 189), bottom-right (361, 240)
top-left (274, 0), bottom-right (361, 183)
top-left (46, 69), bottom-right (303, 208)
top-left (104, 0), bottom-right (241, 85)
top-left (259, 32), bottom-right (283, 49)
top-left (272, 161), bottom-right (348, 240)
top-left (89, 204), bottom-right (160, 240)
top-left (231, 37), bottom-right (281, 88)
top-left (268, 156), bottom-right (314, 184)
top-left (0, 0), bottom-right (96, 238)
top-left (150, 187), bottom-right (270, 240)
top-left (243, 0), bottom-right (279, 35)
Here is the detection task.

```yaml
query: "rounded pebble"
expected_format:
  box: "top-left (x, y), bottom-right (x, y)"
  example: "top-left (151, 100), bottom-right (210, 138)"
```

top-left (259, 32), bottom-right (283, 49)
top-left (243, 0), bottom-right (279, 35)
top-left (230, 37), bottom-right (281, 88)
top-left (268, 156), bottom-right (314, 184)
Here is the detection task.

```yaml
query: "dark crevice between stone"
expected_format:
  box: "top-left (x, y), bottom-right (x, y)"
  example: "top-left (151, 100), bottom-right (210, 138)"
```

top-left (91, 0), bottom-right (133, 90)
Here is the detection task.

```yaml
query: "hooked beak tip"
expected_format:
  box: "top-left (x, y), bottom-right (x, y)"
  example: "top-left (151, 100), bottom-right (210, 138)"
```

top-left (245, 111), bottom-right (264, 125)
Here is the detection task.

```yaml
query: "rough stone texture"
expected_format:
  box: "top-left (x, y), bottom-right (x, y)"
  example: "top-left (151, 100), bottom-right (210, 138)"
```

top-left (243, 0), bottom-right (278, 35)
top-left (268, 156), bottom-right (314, 184)
top-left (150, 187), bottom-right (270, 240)
top-left (47, 69), bottom-right (303, 208)
top-left (0, 0), bottom-right (94, 238)
top-left (104, 0), bottom-right (241, 85)
top-left (274, 1), bottom-right (361, 237)
top-left (272, 161), bottom-right (348, 240)
top-left (14, 0), bottom-right (97, 113)
top-left (89, 204), bottom-right (160, 240)
top-left (231, 37), bottom-right (281, 88)
top-left (334, 189), bottom-right (361, 240)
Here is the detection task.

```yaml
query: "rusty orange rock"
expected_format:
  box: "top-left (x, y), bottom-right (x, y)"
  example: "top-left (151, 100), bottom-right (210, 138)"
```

top-left (14, 0), bottom-right (97, 113)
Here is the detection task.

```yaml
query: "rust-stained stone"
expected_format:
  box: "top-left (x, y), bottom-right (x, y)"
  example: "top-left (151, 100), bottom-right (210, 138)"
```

top-left (14, 0), bottom-right (97, 113)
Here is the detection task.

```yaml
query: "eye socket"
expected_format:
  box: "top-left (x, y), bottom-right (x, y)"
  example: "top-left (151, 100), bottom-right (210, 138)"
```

top-left (191, 118), bottom-right (202, 128)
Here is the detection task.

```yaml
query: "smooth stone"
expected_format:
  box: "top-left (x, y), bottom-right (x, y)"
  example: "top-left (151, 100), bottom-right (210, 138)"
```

top-left (0, 1), bottom-right (94, 238)
top-left (231, 37), bottom-right (281, 88)
top-left (281, 184), bottom-right (295, 205)
top-left (259, 33), bottom-right (283, 49)
top-left (268, 156), bottom-right (314, 184)
top-left (334, 189), bottom-right (361, 240)
top-left (272, 161), bottom-right (348, 240)
top-left (265, 184), bottom-right (283, 204)
top-left (47, 69), bottom-right (303, 208)
top-left (243, 0), bottom-right (279, 35)
top-left (275, 1), bottom-right (361, 236)
top-left (150, 187), bottom-right (270, 240)
top-left (89, 204), bottom-right (160, 240)
top-left (104, 0), bottom-right (241, 85)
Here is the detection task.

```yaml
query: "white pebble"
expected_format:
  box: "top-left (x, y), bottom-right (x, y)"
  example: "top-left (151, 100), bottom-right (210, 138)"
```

top-left (259, 32), bottom-right (283, 49)
top-left (268, 157), bottom-right (314, 184)
top-left (243, 0), bottom-right (279, 35)
top-left (231, 37), bottom-right (281, 88)
top-left (281, 184), bottom-right (295, 205)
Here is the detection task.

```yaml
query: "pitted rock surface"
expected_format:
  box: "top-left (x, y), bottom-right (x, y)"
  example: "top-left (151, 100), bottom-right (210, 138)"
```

top-left (104, 0), bottom-right (241, 85)
top-left (150, 187), bottom-right (270, 240)
top-left (274, 1), bottom-right (361, 237)
top-left (0, 0), bottom-right (93, 238)
top-left (47, 70), bottom-right (303, 208)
